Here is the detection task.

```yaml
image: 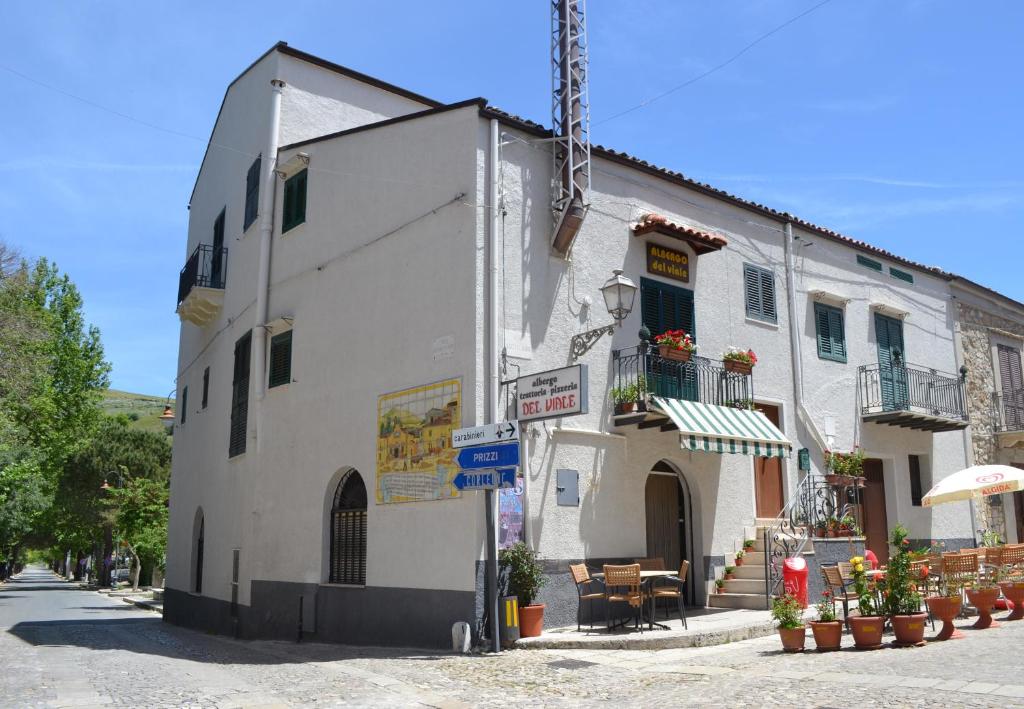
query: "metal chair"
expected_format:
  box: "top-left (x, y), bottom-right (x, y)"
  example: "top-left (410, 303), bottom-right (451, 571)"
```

top-left (603, 564), bottom-right (644, 633)
top-left (569, 563), bottom-right (604, 632)
top-left (651, 559), bottom-right (689, 629)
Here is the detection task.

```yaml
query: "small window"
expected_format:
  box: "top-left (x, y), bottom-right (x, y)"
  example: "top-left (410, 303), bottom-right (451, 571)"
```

top-left (890, 267), bottom-right (914, 284)
top-left (202, 367), bottom-right (210, 409)
top-left (909, 454), bottom-right (924, 507)
top-left (244, 156), bottom-right (260, 231)
top-left (743, 264), bottom-right (777, 323)
top-left (229, 331), bottom-right (252, 458)
top-left (814, 302), bottom-right (847, 363)
top-left (268, 330), bottom-right (293, 388)
top-left (180, 386), bottom-right (188, 424)
top-left (282, 169), bottom-right (307, 233)
top-left (857, 254), bottom-right (883, 272)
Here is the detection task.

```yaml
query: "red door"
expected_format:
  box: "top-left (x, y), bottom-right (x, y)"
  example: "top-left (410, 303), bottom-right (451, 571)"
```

top-left (753, 404), bottom-right (785, 518)
top-left (861, 459), bottom-right (889, 562)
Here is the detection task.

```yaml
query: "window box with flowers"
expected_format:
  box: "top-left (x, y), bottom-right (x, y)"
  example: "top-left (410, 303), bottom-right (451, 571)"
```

top-left (655, 330), bottom-right (697, 363)
top-left (722, 347), bottom-right (757, 374)
top-left (824, 448), bottom-right (865, 487)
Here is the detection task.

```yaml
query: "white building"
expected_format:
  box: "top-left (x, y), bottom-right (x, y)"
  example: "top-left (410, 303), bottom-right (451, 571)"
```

top-left (167, 42), bottom-right (979, 646)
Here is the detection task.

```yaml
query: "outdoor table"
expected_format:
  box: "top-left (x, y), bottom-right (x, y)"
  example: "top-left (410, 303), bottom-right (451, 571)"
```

top-left (593, 569), bottom-right (676, 631)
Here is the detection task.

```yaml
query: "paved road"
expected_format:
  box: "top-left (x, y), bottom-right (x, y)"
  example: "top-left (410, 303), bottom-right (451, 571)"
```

top-left (3, 565), bottom-right (1024, 707)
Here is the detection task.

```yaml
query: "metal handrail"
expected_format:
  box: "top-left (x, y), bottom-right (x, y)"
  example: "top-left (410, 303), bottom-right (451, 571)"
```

top-left (611, 343), bottom-right (753, 408)
top-left (993, 389), bottom-right (1024, 433)
top-left (177, 243), bottom-right (228, 305)
top-left (858, 362), bottom-right (967, 421)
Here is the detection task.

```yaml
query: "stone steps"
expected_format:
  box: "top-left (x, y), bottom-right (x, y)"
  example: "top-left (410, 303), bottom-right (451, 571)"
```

top-left (722, 578), bottom-right (766, 594)
top-left (707, 591), bottom-right (770, 610)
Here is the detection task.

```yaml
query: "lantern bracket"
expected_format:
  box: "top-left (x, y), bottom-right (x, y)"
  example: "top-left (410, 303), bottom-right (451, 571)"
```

top-left (569, 323), bottom-right (616, 362)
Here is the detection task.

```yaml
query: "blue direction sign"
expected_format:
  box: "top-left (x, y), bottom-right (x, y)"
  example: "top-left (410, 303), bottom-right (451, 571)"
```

top-left (452, 468), bottom-right (517, 491)
top-left (456, 442), bottom-right (520, 470)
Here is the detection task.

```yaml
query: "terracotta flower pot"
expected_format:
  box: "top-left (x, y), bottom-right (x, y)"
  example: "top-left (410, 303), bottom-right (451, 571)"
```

top-left (998, 581), bottom-right (1024, 621)
top-left (724, 573), bottom-right (734, 580)
top-left (890, 612), bottom-right (928, 647)
top-left (658, 345), bottom-right (692, 363)
top-left (966, 587), bottom-right (1000, 629)
top-left (735, 557), bottom-right (744, 566)
top-left (926, 595), bottom-right (964, 640)
top-left (778, 626), bottom-right (806, 653)
top-left (724, 359), bottom-right (753, 375)
top-left (825, 474), bottom-right (842, 486)
top-left (810, 620), bottom-right (843, 651)
top-left (614, 401), bottom-right (638, 415)
top-left (849, 615), bottom-right (884, 650)
top-left (518, 604), bottom-right (545, 638)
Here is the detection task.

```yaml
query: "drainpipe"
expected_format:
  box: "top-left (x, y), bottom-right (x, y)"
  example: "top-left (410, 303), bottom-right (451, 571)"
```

top-left (485, 117), bottom-right (501, 653)
top-left (253, 79), bottom-right (285, 452)
top-left (782, 221), bottom-right (829, 459)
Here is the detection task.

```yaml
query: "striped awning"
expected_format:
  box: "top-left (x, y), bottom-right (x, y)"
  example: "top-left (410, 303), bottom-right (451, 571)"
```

top-left (650, 397), bottom-right (792, 458)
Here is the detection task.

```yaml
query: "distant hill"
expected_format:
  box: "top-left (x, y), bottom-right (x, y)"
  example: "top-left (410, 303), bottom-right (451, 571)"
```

top-left (102, 389), bottom-right (172, 435)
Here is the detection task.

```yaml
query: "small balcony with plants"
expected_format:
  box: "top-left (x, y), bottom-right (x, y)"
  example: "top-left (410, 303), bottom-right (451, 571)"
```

top-left (993, 388), bottom-right (1024, 446)
top-left (176, 243), bottom-right (228, 326)
top-left (857, 360), bottom-right (968, 432)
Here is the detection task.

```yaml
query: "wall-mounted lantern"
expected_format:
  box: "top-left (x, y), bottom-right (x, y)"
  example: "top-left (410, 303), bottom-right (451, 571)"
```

top-left (569, 269), bottom-right (638, 361)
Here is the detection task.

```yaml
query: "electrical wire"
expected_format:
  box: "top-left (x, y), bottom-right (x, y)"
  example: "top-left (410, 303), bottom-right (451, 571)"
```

top-left (592, 0), bottom-right (837, 127)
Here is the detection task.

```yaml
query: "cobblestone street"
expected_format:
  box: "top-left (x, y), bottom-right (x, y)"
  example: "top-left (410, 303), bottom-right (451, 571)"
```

top-left (3, 567), bottom-right (1024, 708)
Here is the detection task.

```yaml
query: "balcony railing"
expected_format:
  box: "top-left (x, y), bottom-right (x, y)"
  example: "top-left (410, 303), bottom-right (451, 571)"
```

top-left (611, 343), bottom-right (753, 409)
top-left (858, 362), bottom-right (967, 429)
top-left (994, 389), bottom-right (1024, 433)
top-left (177, 244), bottom-right (228, 306)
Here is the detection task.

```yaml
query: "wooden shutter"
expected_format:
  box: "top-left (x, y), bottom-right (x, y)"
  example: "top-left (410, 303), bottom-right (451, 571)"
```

top-left (244, 156), bottom-right (260, 230)
top-left (330, 472), bottom-right (367, 585)
top-left (744, 265), bottom-right (762, 319)
top-left (268, 330), bottom-right (292, 388)
top-left (229, 331), bottom-right (251, 457)
top-left (998, 345), bottom-right (1023, 391)
top-left (744, 265), bottom-right (776, 322)
top-left (815, 303), bottom-right (847, 362)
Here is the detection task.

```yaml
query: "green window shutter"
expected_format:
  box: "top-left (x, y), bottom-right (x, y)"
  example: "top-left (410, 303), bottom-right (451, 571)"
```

top-left (641, 278), bottom-right (695, 339)
top-left (268, 330), bottom-right (293, 388)
top-left (815, 303), bottom-right (846, 363)
top-left (244, 156), bottom-right (260, 230)
top-left (282, 169), bottom-right (307, 233)
top-left (890, 266), bottom-right (914, 284)
top-left (180, 386), bottom-right (188, 424)
top-left (857, 254), bottom-right (883, 272)
top-left (229, 331), bottom-right (252, 457)
top-left (744, 264), bottom-right (776, 322)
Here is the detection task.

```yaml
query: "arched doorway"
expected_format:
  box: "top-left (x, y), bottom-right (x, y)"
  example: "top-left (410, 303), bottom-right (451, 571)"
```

top-left (329, 470), bottom-right (367, 585)
top-left (191, 508), bottom-right (205, 594)
top-left (645, 461), bottom-right (696, 605)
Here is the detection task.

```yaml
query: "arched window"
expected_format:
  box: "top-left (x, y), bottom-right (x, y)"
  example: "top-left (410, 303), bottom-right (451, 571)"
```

top-left (330, 470), bottom-right (367, 585)
top-left (193, 512), bottom-right (205, 594)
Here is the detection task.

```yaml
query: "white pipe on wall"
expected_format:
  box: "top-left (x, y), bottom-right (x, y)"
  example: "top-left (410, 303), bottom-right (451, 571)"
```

top-left (253, 78), bottom-right (285, 451)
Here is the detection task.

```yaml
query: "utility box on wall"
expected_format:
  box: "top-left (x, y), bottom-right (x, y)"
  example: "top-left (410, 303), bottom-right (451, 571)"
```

top-left (556, 469), bottom-right (579, 506)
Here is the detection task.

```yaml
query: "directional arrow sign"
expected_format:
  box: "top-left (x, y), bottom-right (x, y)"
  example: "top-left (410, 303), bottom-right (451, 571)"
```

top-left (452, 468), bottom-right (517, 491)
top-left (451, 421), bottom-right (520, 449)
top-left (455, 442), bottom-right (520, 470)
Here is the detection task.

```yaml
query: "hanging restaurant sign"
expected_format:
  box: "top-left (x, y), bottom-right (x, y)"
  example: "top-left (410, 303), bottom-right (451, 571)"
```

top-left (646, 242), bottom-right (689, 283)
top-left (515, 364), bottom-right (588, 422)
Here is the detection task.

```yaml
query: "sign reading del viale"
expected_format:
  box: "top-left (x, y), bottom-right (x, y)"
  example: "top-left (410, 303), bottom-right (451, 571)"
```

top-left (646, 242), bottom-right (689, 283)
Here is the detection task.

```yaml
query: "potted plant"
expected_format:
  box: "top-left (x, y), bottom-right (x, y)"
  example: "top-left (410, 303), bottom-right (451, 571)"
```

top-left (654, 329), bottom-right (696, 362)
top-left (883, 524), bottom-right (928, 647)
top-left (926, 576), bottom-right (965, 641)
top-left (848, 554), bottom-right (884, 650)
top-left (722, 347), bottom-right (757, 374)
top-left (771, 593), bottom-right (806, 652)
top-left (824, 448), bottom-right (865, 484)
top-left (966, 566), bottom-right (1002, 630)
top-left (611, 382), bottom-right (639, 415)
top-left (998, 561), bottom-right (1024, 622)
top-left (715, 578), bottom-right (725, 594)
top-left (724, 566), bottom-right (736, 580)
top-left (743, 539), bottom-right (756, 552)
top-left (498, 542), bottom-right (547, 638)
top-left (810, 589), bottom-right (843, 651)
top-left (734, 549), bottom-right (745, 567)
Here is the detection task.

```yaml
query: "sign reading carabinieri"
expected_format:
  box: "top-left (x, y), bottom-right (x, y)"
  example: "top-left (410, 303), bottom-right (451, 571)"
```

top-left (515, 365), bottom-right (588, 423)
top-left (646, 242), bottom-right (689, 283)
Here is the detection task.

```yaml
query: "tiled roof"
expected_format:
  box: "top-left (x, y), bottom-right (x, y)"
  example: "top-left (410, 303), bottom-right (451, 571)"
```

top-left (633, 213), bottom-right (727, 254)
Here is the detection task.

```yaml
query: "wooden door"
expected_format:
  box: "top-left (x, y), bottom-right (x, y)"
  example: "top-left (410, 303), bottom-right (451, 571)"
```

top-left (753, 404), bottom-right (785, 518)
top-left (861, 459), bottom-right (889, 561)
top-left (645, 474), bottom-right (681, 571)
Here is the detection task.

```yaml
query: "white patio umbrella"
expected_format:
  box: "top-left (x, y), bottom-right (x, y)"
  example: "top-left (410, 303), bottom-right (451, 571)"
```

top-left (921, 465), bottom-right (1024, 507)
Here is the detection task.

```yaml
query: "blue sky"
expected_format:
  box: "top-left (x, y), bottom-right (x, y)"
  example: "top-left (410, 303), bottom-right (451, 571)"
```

top-left (3, 1), bottom-right (1021, 396)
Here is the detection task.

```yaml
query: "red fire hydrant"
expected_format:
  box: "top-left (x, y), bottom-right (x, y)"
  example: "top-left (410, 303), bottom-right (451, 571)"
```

top-left (783, 557), bottom-right (809, 608)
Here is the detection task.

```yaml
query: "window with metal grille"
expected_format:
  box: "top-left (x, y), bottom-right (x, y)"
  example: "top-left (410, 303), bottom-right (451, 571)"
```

top-left (814, 302), bottom-right (847, 363)
top-left (743, 264), bottom-right (777, 323)
top-left (909, 455), bottom-right (924, 507)
top-left (282, 169), bottom-right (307, 233)
top-left (229, 331), bottom-right (251, 457)
top-left (330, 470), bottom-right (367, 585)
top-left (268, 330), bottom-right (292, 388)
top-left (202, 367), bottom-right (210, 409)
top-left (244, 156), bottom-right (260, 231)
top-left (180, 386), bottom-right (188, 424)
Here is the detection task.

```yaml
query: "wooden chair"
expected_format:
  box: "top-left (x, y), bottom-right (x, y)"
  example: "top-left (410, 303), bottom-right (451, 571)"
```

top-left (910, 559), bottom-right (935, 630)
top-left (822, 565), bottom-right (857, 631)
top-left (569, 563), bottom-right (605, 632)
top-left (942, 551), bottom-right (979, 596)
top-left (651, 560), bottom-right (689, 629)
top-left (636, 557), bottom-right (666, 570)
top-left (603, 564), bottom-right (644, 632)
top-left (1001, 543), bottom-right (1024, 578)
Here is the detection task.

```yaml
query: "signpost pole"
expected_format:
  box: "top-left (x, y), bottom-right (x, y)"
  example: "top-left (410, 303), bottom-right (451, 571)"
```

top-left (485, 487), bottom-right (500, 653)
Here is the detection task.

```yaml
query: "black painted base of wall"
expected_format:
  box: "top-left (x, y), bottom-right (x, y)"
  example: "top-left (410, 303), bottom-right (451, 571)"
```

top-left (164, 580), bottom-right (476, 650)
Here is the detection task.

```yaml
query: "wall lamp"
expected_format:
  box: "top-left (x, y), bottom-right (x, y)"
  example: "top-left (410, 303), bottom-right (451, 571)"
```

top-left (569, 269), bottom-right (638, 361)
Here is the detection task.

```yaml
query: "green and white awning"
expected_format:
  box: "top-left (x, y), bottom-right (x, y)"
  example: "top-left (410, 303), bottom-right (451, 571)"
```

top-left (650, 396), bottom-right (792, 458)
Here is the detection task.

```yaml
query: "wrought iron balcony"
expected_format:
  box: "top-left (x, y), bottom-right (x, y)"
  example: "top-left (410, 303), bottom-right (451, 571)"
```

top-left (858, 362), bottom-right (967, 432)
top-left (177, 243), bottom-right (227, 326)
top-left (993, 389), bottom-right (1024, 445)
top-left (611, 343), bottom-right (754, 417)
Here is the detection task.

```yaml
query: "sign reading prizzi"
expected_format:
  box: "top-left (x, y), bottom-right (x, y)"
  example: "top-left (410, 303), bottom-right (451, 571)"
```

top-left (646, 242), bottom-right (689, 283)
top-left (515, 364), bottom-right (588, 422)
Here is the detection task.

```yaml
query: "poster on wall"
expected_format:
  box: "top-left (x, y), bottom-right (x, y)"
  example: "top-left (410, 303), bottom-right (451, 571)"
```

top-left (376, 378), bottom-right (462, 504)
top-left (498, 474), bottom-right (525, 549)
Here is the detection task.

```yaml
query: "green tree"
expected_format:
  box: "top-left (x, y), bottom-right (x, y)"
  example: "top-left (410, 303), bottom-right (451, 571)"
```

top-left (108, 476), bottom-right (169, 591)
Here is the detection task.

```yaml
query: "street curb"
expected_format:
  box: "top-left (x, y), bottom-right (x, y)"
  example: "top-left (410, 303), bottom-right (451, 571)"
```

top-left (122, 596), bottom-right (163, 614)
top-left (515, 620), bottom-right (777, 650)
